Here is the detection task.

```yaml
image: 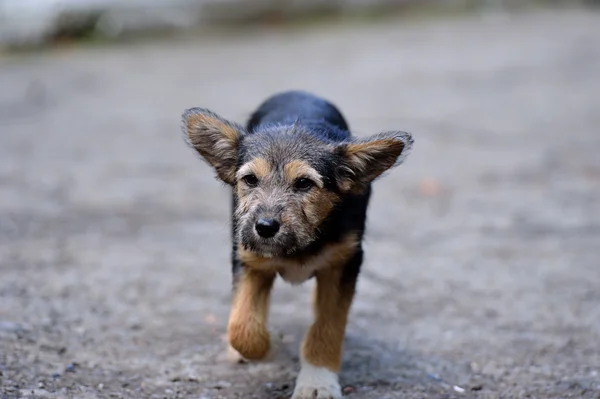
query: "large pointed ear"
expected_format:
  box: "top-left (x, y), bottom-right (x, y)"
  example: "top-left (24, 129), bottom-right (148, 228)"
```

top-left (335, 131), bottom-right (413, 193)
top-left (181, 107), bottom-right (245, 185)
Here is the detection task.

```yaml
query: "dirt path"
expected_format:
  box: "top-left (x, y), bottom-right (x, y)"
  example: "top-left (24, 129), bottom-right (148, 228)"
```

top-left (1, 9), bottom-right (600, 399)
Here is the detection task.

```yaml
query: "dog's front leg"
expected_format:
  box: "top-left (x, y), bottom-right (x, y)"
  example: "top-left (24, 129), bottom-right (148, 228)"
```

top-left (228, 268), bottom-right (276, 360)
top-left (292, 263), bottom-right (358, 399)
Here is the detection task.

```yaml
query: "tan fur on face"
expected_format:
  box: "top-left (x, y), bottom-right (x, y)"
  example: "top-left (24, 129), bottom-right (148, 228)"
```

top-left (282, 160), bottom-right (339, 229)
top-left (302, 187), bottom-right (340, 229)
top-left (236, 157), bottom-right (272, 181)
top-left (234, 158), bottom-right (342, 255)
top-left (228, 269), bottom-right (276, 360)
top-left (235, 158), bottom-right (272, 221)
top-left (237, 233), bottom-right (358, 285)
top-left (283, 160), bottom-right (323, 188)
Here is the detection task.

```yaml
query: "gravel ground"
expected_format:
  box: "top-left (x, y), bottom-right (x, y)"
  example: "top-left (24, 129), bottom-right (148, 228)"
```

top-left (1, 8), bottom-right (600, 399)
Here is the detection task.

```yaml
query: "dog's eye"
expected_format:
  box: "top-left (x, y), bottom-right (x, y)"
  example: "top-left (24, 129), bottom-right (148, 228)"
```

top-left (242, 174), bottom-right (259, 187)
top-left (294, 178), bottom-right (314, 191)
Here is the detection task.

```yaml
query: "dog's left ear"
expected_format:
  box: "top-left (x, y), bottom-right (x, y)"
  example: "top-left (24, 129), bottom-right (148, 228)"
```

top-left (335, 131), bottom-right (413, 193)
top-left (182, 108), bottom-right (245, 185)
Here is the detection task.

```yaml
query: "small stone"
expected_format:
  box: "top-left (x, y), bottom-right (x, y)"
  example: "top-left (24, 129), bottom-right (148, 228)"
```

top-left (65, 363), bottom-right (78, 373)
top-left (343, 386), bottom-right (355, 394)
top-left (51, 373), bottom-right (61, 379)
top-left (453, 385), bottom-right (465, 393)
top-left (97, 383), bottom-right (104, 390)
top-left (210, 380), bottom-right (231, 389)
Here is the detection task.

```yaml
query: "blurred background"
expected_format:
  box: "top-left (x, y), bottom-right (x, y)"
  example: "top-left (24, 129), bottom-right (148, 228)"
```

top-left (1, 1), bottom-right (599, 399)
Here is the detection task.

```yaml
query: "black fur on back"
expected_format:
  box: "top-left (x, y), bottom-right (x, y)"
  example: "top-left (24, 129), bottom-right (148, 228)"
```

top-left (247, 90), bottom-right (350, 137)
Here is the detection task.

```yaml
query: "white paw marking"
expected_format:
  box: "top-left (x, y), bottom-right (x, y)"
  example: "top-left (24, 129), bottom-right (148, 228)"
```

top-left (292, 361), bottom-right (341, 399)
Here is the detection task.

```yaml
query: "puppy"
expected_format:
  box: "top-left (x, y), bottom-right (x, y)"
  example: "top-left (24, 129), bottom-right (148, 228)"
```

top-left (181, 91), bottom-right (413, 399)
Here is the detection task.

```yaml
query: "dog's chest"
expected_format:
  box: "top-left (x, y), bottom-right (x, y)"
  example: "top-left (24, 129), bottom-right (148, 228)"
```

top-left (238, 234), bottom-right (359, 285)
top-left (265, 249), bottom-right (338, 285)
top-left (277, 263), bottom-right (318, 285)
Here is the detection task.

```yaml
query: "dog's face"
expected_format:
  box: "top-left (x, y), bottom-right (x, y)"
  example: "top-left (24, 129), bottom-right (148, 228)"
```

top-left (182, 108), bottom-right (412, 258)
top-left (233, 129), bottom-right (344, 257)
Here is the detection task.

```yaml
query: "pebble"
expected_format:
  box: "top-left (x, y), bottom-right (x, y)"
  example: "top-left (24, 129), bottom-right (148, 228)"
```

top-left (210, 380), bottom-right (231, 389)
top-left (453, 385), bottom-right (465, 393)
top-left (427, 373), bottom-right (443, 382)
top-left (65, 363), bottom-right (78, 373)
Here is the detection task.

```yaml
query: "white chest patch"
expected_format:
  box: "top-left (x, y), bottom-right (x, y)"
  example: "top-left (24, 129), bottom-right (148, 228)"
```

top-left (274, 240), bottom-right (350, 285)
top-left (277, 264), bottom-right (317, 285)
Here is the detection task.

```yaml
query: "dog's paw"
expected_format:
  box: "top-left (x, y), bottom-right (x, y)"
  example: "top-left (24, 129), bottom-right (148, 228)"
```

top-left (292, 363), bottom-right (341, 399)
top-left (226, 344), bottom-right (248, 364)
top-left (222, 330), bottom-right (285, 364)
top-left (292, 385), bottom-right (342, 399)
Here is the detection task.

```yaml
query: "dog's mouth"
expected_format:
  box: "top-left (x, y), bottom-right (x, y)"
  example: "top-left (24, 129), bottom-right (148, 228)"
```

top-left (238, 224), bottom-right (299, 258)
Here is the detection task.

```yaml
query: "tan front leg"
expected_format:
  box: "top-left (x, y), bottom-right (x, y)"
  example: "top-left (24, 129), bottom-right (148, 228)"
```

top-left (293, 267), bottom-right (356, 399)
top-left (227, 268), bottom-right (276, 360)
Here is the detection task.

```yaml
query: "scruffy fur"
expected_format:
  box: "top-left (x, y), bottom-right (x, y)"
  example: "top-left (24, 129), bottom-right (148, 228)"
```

top-left (181, 90), bottom-right (413, 399)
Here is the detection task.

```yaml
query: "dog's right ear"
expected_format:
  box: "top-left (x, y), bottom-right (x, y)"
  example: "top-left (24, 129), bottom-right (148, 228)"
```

top-left (334, 131), bottom-right (413, 193)
top-left (182, 108), bottom-right (245, 185)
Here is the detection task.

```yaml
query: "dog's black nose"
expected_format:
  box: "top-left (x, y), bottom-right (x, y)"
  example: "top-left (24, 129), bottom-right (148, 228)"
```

top-left (255, 218), bottom-right (280, 238)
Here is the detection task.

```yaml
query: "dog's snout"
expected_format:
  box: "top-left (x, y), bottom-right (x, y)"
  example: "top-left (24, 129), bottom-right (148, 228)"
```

top-left (255, 218), bottom-right (280, 238)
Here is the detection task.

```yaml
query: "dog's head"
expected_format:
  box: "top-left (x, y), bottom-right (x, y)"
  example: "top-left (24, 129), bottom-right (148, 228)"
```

top-left (182, 108), bottom-right (413, 258)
